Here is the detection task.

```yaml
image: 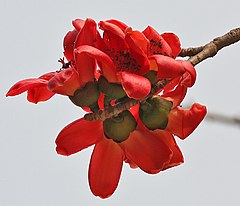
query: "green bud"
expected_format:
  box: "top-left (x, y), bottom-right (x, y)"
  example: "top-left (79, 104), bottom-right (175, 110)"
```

top-left (144, 70), bottom-right (158, 85)
top-left (69, 81), bottom-right (100, 108)
top-left (139, 96), bottom-right (173, 130)
top-left (103, 110), bottom-right (137, 143)
top-left (98, 75), bottom-right (126, 100)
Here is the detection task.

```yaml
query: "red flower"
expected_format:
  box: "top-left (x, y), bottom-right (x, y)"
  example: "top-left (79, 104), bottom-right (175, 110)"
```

top-left (55, 103), bottom-right (206, 198)
top-left (7, 18), bottom-right (207, 199)
top-left (74, 19), bottom-right (190, 100)
top-left (6, 18), bottom-right (99, 104)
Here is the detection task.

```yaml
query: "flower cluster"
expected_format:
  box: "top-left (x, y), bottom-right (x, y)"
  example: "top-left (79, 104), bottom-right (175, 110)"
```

top-left (6, 18), bottom-right (207, 198)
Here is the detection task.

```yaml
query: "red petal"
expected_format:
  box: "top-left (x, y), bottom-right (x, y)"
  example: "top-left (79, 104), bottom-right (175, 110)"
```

top-left (180, 60), bottom-right (196, 87)
top-left (150, 130), bottom-right (184, 170)
top-left (72, 19), bottom-right (85, 31)
top-left (99, 21), bottom-right (125, 39)
top-left (162, 84), bottom-right (187, 108)
top-left (74, 18), bottom-right (97, 49)
top-left (55, 118), bottom-right (103, 156)
top-left (89, 138), bottom-right (124, 198)
top-left (105, 19), bottom-right (128, 31)
top-left (48, 67), bottom-right (80, 96)
top-left (74, 18), bottom-right (98, 85)
top-left (161, 33), bottom-right (181, 58)
top-left (27, 87), bottom-right (55, 104)
top-left (75, 45), bottom-right (118, 82)
top-left (125, 29), bottom-right (150, 75)
top-left (143, 26), bottom-right (173, 56)
top-left (6, 78), bottom-right (48, 97)
top-left (63, 19), bottom-right (86, 61)
top-left (120, 71), bottom-right (151, 99)
top-left (63, 29), bottom-right (79, 62)
top-left (119, 127), bottom-right (172, 174)
top-left (99, 21), bottom-right (127, 51)
top-left (150, 55), bottom-right (185, 79)
top-left (166, 103), bottom-right (207, 139)
top-left (125, 29), bottom-right (149, 56)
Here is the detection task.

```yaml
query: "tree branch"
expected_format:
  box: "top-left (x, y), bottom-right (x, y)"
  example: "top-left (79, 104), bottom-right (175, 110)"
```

top-left (179, 46), bottom-right (204, 57)
top-left (84, 28), bottom-right (240, 122)
top-left (84, 79), bottom-right (170, 121)
top-left (181, 28), bottom-right (240, 65)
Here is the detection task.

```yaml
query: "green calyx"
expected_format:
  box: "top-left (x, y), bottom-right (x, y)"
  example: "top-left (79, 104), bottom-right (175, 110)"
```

top-left (98, 75), bottom-right (126, 100)
top-left (103, 110), bottom-right (137, 143)
top-left (69, 81), bottom-right (100, 109)
top-left (139, 96), bottom-right (173, 130)
top-left (144, 70), bottom-right (158, 85)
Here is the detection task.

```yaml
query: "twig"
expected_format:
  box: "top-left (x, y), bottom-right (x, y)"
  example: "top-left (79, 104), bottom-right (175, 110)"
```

top-left (179, 46), bottom-right (204, 57)
top-left (185, 28), bottom-right (240, 65)
top-left (84, 28), bottom-right (240, 122)
top-left (84, 79), bottom-right (169, 121)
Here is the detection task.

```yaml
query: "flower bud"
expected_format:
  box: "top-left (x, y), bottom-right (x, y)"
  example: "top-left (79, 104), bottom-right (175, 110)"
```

top-left (69, 81), bottom-right (100, 108)
top-left (139, 96), bottom-right (172, 130)
top-left (98, 75), bottom-right (126, 100)
top-left (103, 110), bottom-right (137, 143)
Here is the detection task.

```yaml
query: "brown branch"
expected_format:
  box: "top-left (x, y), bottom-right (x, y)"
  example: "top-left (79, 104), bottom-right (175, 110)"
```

top-left (84, 79), bottom-right (170, 121)
top-left (179, 46), bottom-right (204, 57)
top-left (187, 28), bottom-right (240, 66)
top-left (84, 28), bottom-right (240, 122)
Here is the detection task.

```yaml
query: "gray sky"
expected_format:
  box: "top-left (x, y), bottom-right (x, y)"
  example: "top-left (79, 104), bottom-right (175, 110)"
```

top-left (1, 0), bottom-right (240, 205)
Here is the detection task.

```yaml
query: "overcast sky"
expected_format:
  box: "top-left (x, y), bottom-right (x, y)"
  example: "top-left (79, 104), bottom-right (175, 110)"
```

top-left (1, 0), bottom-right (240, 205)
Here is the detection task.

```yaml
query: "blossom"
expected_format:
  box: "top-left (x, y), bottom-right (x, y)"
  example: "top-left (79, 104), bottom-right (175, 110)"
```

top-left (55, 103), bottom-right (206, 198)
top-left (6, 18), bottom-right (99, 104)
top-left (6, 18), bottom-right (208, 199)
top-left (74, 19), bottom-right (191, 101)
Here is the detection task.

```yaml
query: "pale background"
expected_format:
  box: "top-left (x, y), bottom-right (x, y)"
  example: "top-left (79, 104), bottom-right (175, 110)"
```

top-left (1, 0), bottom-right (240, 205)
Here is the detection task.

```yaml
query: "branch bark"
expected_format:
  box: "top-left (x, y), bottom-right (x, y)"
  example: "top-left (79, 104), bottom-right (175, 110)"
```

top-left (84, 28), bottom-right (240, 122)
top-left (180, 28), bottom-right (240, 66)
top-left (84, 80), bottom-right (170, 121)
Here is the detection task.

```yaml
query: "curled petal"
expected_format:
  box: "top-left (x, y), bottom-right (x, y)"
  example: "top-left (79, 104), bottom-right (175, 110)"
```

top-left (105, 19), bottom-right (128, 31)
top-left (48, 67), bottom-right (80, 96)
top-left (89, 138), bottom-right (124, 198)
top-left (119, 127), bottom-right (172, 174)
top-left (99, 21), bottom-right (125, 39)
top-left (161, 33), bottom-right (181, 58)
top-left (99, 21), bottom-right (127, 51)
top-left (74, 18), bottom-right (97, 49)
top-left (166, 103), bottom-right (207, 139)
top-left (55, 118), bottom-right (103, 156)
top-left (72, 19), bottom-right (85, 31)
top-left (6, 72), bottom-right (56, 103)
top-left (180, 60), bottom-right (196, 87)
top-left (27, 86), bottom-right (55, 104)
top-left (162, 84), bottom-right (187, 108)
top-left (143, 26), bottom-right (173, 56)
top-left (125, 29), bottom-right (149, 56)
top-left (63, 29), bottom-right (79, 62)
top-left (150, 130), bottom-right (184, 170)
top-left (150, 55), bottom-right (185, 79)
top-left (75, 45), bottom-right (118, 82)
top-left (125, 29), bottom-right (150, 75)
top-left (6, 78), bottom-right (48, 97)
top-left (119, 71), bottom-right (151, 99)
top-left (74, 18), bottom-right (98, 85)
